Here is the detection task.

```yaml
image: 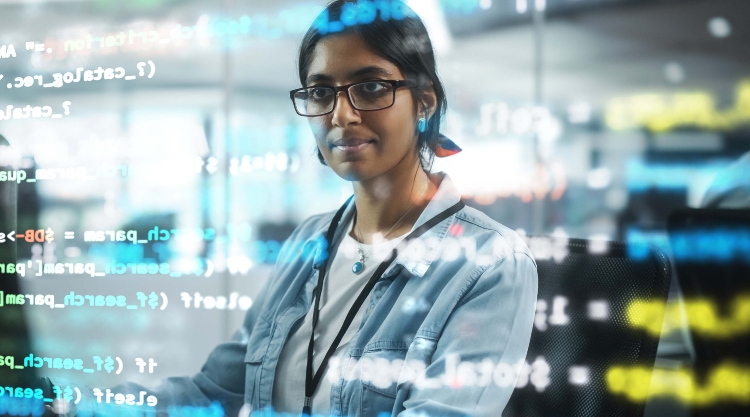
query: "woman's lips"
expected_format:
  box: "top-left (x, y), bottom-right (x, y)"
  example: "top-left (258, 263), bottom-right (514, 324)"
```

top-left (334, 141), bottom-right (373, 154)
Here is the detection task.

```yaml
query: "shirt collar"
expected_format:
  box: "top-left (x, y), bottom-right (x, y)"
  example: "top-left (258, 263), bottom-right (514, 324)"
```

top-left (327, 171), bottom-right (462, 278)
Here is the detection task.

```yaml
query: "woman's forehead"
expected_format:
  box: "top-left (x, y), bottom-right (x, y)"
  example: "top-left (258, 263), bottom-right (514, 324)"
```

top-left (306, 33), bottom-right (404, 84)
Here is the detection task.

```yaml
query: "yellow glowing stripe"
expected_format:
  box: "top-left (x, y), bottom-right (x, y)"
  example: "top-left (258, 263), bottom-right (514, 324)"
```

top-left (607, 363), bottom-right (750, 405)
top-left (605, 80), bottom-right (750, 132)
top-left (627, 295), bottom-right (750, 338)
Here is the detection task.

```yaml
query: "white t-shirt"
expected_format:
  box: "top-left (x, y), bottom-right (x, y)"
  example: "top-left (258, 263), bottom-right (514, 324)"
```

top-left (271, 216), bottom-right (407, 415)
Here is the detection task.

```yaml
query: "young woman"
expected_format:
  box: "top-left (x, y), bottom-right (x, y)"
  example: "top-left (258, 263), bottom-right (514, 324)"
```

top-left (256, 1), bottom-right (537, 415)
top-left (52, 1), bottom-right (537, 417)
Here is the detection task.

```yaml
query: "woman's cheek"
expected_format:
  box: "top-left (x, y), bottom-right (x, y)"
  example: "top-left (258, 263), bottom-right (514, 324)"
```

top-left (310, 125), bottom-right (330, 155)
top-left (308, 118), bottom-right (328, 139)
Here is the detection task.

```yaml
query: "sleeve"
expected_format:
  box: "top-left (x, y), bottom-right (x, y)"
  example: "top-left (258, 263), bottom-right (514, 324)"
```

top-left (398, 252), bottom-right (538, 417)
top-left (53, 270), bottom-right (275, 417)
top-left (50, 217), bottom-right (313, 417)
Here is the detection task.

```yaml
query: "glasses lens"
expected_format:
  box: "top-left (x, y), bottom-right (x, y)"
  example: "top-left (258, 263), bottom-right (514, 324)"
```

top-left (350, 81), bottom-right (394, 111)
top-left (293, 87), bottom-right (335, 116)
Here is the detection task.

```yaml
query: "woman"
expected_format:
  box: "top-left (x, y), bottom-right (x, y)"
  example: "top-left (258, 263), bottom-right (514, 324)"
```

top-left (258, 1), bottom-right (537, 415)
top-left (56, 1), bottom-right (537, 417)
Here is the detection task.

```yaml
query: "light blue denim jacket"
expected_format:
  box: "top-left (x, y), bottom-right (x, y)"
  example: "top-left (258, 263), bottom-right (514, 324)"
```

top-left (85, 172), bottom-right (538, 417)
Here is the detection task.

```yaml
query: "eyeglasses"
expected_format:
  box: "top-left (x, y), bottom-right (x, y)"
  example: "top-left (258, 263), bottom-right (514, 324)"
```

top-left (289, 79), bottom-right (416, 117)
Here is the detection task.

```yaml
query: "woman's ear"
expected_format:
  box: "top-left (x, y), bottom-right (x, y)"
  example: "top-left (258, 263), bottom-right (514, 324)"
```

top-left (420, 82), bottom-right (438, 121)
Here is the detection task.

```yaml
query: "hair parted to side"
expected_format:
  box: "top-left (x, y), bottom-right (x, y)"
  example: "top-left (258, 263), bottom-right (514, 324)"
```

top-left (296, 0), bottom-right (448, 172)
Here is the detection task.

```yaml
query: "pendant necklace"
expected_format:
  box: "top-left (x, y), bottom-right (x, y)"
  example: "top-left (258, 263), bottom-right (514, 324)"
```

top-left (352, 176), bottom-right (428, 275)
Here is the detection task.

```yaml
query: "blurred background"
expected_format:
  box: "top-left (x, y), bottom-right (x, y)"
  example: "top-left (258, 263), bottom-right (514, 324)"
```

top-left (0, 0), bottom-right (748, 416)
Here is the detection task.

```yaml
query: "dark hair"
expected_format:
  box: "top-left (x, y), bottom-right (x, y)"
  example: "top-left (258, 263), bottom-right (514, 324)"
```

top-left (297, 0), bottom-right (448, 172)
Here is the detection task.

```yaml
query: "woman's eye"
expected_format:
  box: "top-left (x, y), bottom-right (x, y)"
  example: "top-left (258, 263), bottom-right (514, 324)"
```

top-left (362, 82), bottom-right (384, 92)
top-left (311, 88), bottom-right (332, 99)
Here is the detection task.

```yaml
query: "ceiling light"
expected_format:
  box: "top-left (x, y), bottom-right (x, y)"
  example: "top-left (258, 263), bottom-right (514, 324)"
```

top-left (707, 16), bottom-right (731, 38)
top-left (664, 62), bottom-right (685, 84)
top-left (516, 0), bottom-right (528, 14)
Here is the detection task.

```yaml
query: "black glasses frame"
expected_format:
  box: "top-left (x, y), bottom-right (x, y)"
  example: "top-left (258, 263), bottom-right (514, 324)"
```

top-left (289, 79), bottom-right (417, 117)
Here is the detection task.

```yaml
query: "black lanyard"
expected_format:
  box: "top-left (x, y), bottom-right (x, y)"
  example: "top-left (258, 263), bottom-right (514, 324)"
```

top-left (302, 196), bottom-right (465, 416)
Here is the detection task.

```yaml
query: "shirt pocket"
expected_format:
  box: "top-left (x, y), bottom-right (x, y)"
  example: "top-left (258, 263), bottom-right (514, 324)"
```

top-left (358, 345), bottom-right (408, 417)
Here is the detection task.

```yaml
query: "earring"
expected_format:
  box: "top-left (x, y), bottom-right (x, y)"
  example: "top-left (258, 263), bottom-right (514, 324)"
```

top-left (417, 117), bottom-right (427, 133)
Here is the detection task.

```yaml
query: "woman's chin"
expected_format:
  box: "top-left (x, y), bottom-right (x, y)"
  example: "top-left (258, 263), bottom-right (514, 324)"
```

top-left (338, 168), bottom-right (370, 182)
top-left (332, 162), bottom-right (375, 182)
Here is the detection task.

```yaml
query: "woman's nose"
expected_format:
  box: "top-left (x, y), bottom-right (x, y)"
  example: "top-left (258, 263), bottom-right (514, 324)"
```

top-left (331, 91), bottom-right (360, 127)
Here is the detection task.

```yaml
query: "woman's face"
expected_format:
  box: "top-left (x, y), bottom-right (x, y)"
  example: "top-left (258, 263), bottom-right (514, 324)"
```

top-left (305, 33), bottom-right (422, 182)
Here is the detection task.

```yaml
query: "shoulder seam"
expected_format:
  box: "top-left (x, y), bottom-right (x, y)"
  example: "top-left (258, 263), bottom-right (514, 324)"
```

top-left (455, 214), bottom-right (533, 264)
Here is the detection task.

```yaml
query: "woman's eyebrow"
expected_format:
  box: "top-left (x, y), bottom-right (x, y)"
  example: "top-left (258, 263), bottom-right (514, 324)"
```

top-left (348, 66), bottom-right (393, 79)
top-left (306, 66), bottom-right (393, 85)
top-left (306, 73), bottom-right (334, 85)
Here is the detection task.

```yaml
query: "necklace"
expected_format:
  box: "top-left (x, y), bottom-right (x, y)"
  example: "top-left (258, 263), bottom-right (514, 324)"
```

top-left (351, 174), bottom-right (429, 274)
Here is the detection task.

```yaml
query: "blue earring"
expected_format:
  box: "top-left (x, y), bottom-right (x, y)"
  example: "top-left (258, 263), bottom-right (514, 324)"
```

top-left (417, 117), bottom-right (427, 133)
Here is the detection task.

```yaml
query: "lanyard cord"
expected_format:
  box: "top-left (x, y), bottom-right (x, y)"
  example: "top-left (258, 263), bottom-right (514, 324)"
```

top-left (302, 197), bottom-right (465, 416)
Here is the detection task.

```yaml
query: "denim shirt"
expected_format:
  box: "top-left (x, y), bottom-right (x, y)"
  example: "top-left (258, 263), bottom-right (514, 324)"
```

top-left (86, 172), bottom-right (538, 417)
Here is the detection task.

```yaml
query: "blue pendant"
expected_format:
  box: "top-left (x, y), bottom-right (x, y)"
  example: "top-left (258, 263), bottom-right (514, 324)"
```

top-left (352, 261), bottom-right (364, 274)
